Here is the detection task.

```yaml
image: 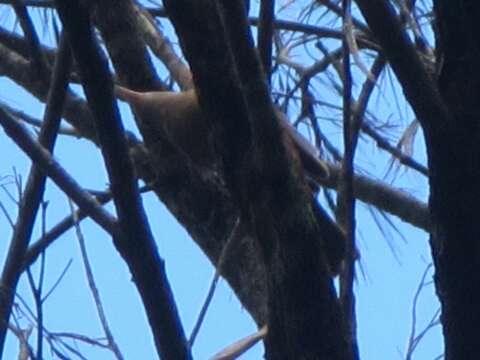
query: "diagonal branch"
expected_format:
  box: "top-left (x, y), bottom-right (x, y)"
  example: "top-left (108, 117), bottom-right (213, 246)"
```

top-left (354, 0), bottom-right (451, 134)
top-left (0, 107), bottom-right (118, 234)
top-left (54, 1), bottom-right (191, 358)
top-left (22, 190), bottom-right (114, 271)
top-left (10, 0), bottom-right (48, 78)
top-left (131, 3), bottom-right (192, 90)
top-left (0, 33), bottom-right (71, 356)
top-left (69, 200), bottom-right (124, 360)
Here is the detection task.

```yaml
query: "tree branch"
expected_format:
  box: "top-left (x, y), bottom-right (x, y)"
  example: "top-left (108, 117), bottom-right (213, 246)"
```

top-left (258, 0), bottom-right (274, 82)
top-left (354, 0), bottom-right (451, 134)
top-left (0, 108), bottom-right (118, 234)
top-left (0, 33), bottom-right (71, 355)
top-left (54, 1), bottom-right (191, 358)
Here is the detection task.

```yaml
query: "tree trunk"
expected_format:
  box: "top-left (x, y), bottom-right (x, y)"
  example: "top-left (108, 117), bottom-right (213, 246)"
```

top-left (429, 2), bottom-right (480, 358)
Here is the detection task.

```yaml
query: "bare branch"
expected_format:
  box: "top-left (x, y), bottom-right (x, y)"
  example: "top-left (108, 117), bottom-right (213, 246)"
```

top-left (69, 200), bottom-right (124, 360)
top-left (54, 1), bottom-right (191, 357)
top-left (338, 2), bottom-right (360, 358)
top-left (0, 32), bottom-right (72, 356)
top-left (189, 218), bottom-right (241, 348)
top-left (355, 0), bottom-right (451, 133)
top-left (0, 108), bottom-right (119, 234)
top-left (132, 3), bottom-right (192, 90)
top-left (258, 0), bottom-right (275, 82)
top-left (10, 0), bottom-right (48, 78)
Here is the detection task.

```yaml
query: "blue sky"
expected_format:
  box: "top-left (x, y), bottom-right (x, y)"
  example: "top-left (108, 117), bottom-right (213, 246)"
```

top-left (0, 2), bottom-right (443, 359)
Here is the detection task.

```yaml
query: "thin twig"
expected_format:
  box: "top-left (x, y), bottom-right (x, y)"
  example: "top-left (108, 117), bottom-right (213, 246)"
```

top-left (0, 102), bottom-right (80, 137)
top-left (0, 102), bottom-right (118, 235)
top-left (338, 1), bottom-right (360, 359)
top-left (188, 217), bottom-right (241, 348)
top-left (317, 0), bottom-right (370, 33)
top-left (25, 270), bottom-right (43, 359)
top-left (41, 259), bottom-right (72, 302)
top-left (0, 200), bottom-right (15, 228)
top-left (25, 201), bottom-right (49, 359)
top-left (405, 264), bottom-right (441, 360)
top-left (361, 121), bottom-right (428, 176)
top-left (23, 186), bottom-right (151, 271)
top-left (0, 32), bottom-right (72, 356)
top-left (68, 199), bottom-right (124, 360)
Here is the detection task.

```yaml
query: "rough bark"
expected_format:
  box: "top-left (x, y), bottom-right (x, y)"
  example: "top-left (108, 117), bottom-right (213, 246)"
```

top-left (164, 0), bottom-right (351, 358)
top-left (0, 2), bottom-right (446, 357)
top-left (0, 4), bottom-right (432, 330)
top-left (429, 2), bottom-right (480, 358)
top-left (55, 1), bottom-right (191, 358)
top-left (356, 1), bottom-right (480, 358)
top-left (90, 0), bottom-right (270, 324)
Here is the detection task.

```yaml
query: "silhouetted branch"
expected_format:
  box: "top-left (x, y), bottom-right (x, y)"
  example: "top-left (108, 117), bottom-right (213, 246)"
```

top-left (258, 0), bottom-right (274, 82)
top-left (10, 0), bottom-right (48, 78)
top-left (0, 33), bottom-right (71, 356)
top-left (0, 107), bottom-right (118, 233)
top-left (69, 200), bottom-right (124, 360)
top-left (55, 1), bottom-right (191, 358)
top-left (355, 0), bottom-right (451, 133)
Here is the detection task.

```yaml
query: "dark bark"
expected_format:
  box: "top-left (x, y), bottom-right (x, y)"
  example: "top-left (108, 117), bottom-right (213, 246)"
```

top-left (90, 0), bottom-right (165, 91)
top-left (164, 0), bottom-right (351, 358)
top-left (0, 33), bottom-right (71, 356)
top-left (355, 0), bottom-right (480, 358)
top-left (258, 0), bottom-right (274, 82)
top-left (0, 6), bottom-right (432, 331)
top-left (0, 1), bottom-right (449, 357)
top-left (55, 1), bottom-right (191, 358)
top-left (90, 0), bottom-right (270, 325)
top-left (429, 2), bottom-right (480, 358)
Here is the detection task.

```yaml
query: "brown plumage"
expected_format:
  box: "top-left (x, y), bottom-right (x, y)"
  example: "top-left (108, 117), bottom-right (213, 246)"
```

top-left (115, 85), bottom-right (329, 181)
top-left (115, 86), bottom-right (212, 166)
top-left (115, 85), bottom-right (345, 273)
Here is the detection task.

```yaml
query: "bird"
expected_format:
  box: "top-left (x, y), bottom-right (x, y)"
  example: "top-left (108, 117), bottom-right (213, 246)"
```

top-left (115, 85), bottom-right (330, 180)
top-left (115, 85), bottom-right (346, 274)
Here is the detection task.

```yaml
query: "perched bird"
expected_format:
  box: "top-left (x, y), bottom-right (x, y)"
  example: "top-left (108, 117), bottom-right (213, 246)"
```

top-left (115, 86), bottom-right (212, 167)
top-left (115, 85), bottom-right (345, 273)
top-left (115, 85), bottom-right (329, 180)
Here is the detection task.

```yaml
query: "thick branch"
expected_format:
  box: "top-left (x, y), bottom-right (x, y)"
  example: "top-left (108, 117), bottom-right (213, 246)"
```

top-left (258, 0), bottom-right (274, 81)
top-left (55, 1), bottom-right (191, 358)
top-left (426, 2), bottom-right (480, 358)
top-left (165, 0), bottom-right (351, 358)
top-left (0, 3), bottom-right (432, 347)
